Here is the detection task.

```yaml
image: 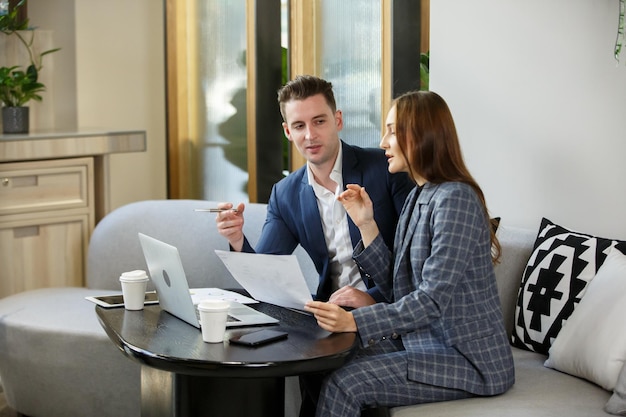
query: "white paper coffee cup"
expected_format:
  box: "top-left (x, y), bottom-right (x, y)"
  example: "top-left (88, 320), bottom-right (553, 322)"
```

top-left (197, 300), bottom-right (230, 343)
top-left (119, 270), bottom-right (149, 310)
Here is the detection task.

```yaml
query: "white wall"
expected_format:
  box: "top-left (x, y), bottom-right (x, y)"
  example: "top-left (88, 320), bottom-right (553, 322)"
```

top-left (74, 0), bottom-right (167, 208)
top-left (431, 0), bottom-right (626, 240)
top-left (30, 0), bottom-right (167, 210)
top-left (19, 0), bottom-right (77, 130)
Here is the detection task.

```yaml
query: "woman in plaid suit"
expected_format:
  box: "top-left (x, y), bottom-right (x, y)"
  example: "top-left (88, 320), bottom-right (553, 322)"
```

top-left (304, 91), bottom-right (515, 417)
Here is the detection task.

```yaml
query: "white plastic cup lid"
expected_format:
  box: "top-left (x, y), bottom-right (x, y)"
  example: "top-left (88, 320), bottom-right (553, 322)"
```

top-left (119, 269), bottom-right (149, 282)
top-left (197, 299), bottom-right (230, 312)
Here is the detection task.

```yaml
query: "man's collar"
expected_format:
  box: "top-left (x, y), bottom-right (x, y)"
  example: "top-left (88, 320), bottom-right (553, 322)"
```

top-left (306, 142), bottom-right (343, 187)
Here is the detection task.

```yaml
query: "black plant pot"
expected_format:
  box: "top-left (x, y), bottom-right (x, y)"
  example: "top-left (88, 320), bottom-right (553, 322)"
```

top-left (2, 106), bottom-right (30, 134)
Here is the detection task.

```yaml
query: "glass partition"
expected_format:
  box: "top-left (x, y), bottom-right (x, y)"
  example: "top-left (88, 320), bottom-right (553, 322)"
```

top-left (167, 0), bottom-right (424, 200)
top-left (320, 1), bottom-right (382, 148)
top-left (196, 1), bottom-right (249, 202)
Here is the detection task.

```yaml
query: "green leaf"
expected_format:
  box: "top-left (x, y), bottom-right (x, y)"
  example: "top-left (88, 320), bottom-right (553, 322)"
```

top-left (0, 1), bottom-right (59, 107)
top-left (0, 0), bottom-right (29, 32)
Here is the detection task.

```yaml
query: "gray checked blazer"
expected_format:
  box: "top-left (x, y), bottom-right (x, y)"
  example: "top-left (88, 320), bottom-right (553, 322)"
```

top-left (352, 182), bottom-right (515, 397)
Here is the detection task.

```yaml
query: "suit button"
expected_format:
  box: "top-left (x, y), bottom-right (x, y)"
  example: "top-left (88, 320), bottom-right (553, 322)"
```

top-left (391, 332), bottom-right (399, 339)
top-left (368, 339), bottom-right (376, 346)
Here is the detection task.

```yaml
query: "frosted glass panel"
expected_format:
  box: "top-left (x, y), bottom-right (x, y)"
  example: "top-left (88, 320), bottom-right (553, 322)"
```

top-left (320, 1), bottom-right (382, 148)
top-left (196, 1), bottom-right (249, 202)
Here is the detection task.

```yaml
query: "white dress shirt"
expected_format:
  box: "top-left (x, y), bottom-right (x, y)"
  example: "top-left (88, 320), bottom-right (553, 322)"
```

top-left (307, 146), bottom-right (366, 293)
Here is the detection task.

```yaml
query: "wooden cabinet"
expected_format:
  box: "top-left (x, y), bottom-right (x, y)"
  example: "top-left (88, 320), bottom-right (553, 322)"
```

top-left (0, 158), bottom-right (94, 297)
top-left (0, 130), bottom-right (146, 298)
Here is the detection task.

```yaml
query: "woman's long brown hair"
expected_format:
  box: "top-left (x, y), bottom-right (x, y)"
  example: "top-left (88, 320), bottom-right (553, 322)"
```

top-left (393, 91), bottom-right (501, 263)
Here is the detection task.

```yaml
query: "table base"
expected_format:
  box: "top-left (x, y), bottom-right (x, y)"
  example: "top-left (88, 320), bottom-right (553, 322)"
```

top-left (141, 366), bottom-right (286, 417)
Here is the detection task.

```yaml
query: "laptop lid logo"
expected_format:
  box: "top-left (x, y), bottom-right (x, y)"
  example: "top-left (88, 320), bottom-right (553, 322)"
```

top-left (162, 269), bottom-right (172, 287)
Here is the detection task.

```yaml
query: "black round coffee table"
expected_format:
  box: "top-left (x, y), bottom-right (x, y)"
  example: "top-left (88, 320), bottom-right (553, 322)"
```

top-left (97, 301), bottom-right (358, 417)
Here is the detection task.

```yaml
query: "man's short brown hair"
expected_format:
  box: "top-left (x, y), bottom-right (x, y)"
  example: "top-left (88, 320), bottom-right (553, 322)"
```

top-left (277, 75), bottom-right (337, 120)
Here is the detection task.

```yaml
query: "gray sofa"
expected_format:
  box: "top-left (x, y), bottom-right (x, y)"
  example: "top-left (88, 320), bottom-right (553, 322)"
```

top-left (0, 199), bottom-right (614, 417)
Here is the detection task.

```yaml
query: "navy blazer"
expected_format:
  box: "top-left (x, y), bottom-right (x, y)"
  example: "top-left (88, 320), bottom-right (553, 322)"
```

top-left (352, 182), bottom-right (515, 397)
top-left (242, 141), bottom-right (414, 301)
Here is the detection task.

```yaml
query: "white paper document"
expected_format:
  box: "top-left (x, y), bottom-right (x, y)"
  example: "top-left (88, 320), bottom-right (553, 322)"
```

top-left (189, 288), bottom-right (258, 305)
top-left (214, 250), bottom-right (314, 310)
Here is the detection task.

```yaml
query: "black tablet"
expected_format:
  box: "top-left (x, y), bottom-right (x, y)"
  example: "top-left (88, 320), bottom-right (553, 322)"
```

top-left (85, 291), bottom-right (159, 308)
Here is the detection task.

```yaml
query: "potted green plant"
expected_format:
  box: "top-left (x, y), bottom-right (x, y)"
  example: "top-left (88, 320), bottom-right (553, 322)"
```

top-left (0, 0), bottom-right (59, 134)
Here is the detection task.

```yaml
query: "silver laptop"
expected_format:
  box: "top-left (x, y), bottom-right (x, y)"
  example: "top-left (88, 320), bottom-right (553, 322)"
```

top-left (138, 233), bottom-right (279, 328)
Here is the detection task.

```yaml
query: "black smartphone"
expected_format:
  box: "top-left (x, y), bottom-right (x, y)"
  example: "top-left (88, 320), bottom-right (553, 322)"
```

top-left (229, 329), bottom-right (288, 347)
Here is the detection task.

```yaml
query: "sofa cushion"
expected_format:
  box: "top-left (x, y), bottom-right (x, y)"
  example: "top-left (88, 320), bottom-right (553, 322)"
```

top-left (512, 218), bottom-right (624, 354)
top-left (491, 225), bottom-right (537, 337)
top-left (606, 363), bottom-right (626, 415)
top-left (0, 288), bottom-right (141, 417)
top-left (390, 347), bottom-right (611, 417)
top-left (544, 248), bottom-right (626, 391)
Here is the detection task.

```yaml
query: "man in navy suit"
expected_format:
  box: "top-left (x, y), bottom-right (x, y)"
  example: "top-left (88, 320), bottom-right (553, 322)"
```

top-left (216, 75), bottom-right (413, 307)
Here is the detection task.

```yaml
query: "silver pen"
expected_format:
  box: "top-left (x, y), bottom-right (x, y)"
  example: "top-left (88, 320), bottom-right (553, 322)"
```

top-left (194, 208), bottom-right (238, 213)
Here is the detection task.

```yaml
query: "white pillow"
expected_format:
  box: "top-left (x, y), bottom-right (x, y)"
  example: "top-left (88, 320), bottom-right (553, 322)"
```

top-left (544, 248), bottom-right (626, 391)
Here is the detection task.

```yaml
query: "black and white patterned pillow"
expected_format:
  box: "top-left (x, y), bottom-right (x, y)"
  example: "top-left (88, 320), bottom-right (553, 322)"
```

top-left (512, 218), bottom-right (624, 354)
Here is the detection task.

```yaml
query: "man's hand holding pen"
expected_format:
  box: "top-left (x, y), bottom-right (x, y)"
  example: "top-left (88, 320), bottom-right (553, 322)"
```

top-left (214, 202), bottom-right (246, 252)
top-left (195, 208), bottom-right (239, 213)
